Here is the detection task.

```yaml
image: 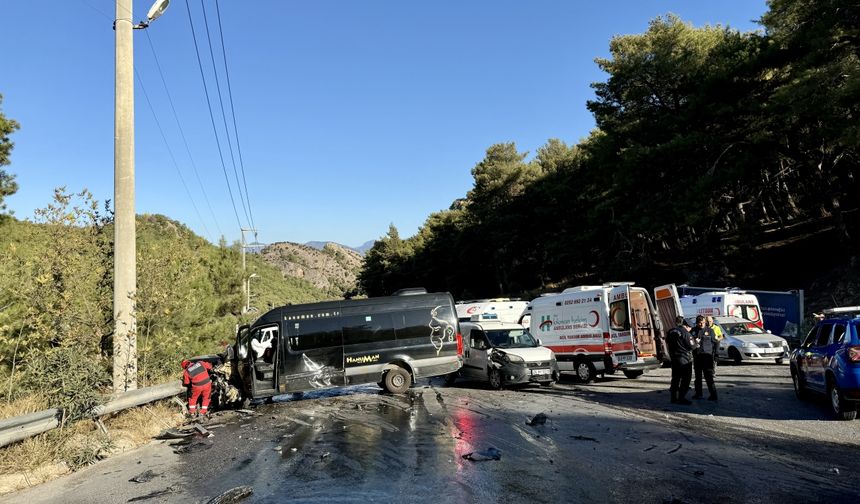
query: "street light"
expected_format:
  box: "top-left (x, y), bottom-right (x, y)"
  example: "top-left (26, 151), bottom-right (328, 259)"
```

top-left (113, 0), bottom-right (171, 394)
top-left (245, 273), bottom-right (259, 314)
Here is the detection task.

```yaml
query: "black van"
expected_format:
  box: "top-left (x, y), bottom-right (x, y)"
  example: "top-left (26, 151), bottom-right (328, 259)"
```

top-left (229, 290), bottom-right (463, 398)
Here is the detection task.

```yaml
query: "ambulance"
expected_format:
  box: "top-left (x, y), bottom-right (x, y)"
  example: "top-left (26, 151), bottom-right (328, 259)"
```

top-left (455, 298), bottom-right (530, 325)
top-left (657, 285), bottom-right (765, 330)
top-left (525, 283), bottom-right (662, 383)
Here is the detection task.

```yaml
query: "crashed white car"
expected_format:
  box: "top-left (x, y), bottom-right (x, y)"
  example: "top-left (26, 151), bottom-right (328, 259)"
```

top-left (711, 316), bottom-right (790, 364)
top-left (447, 315), bottom-right (558, 389)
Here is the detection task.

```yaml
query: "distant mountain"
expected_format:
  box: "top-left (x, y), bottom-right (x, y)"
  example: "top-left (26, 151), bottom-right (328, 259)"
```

top-left (354, 240), bottom-right (375, 254)
top-left (304, 240), bottom-right (375, 256)
top-left (262, 241), bottom-right (363, 297)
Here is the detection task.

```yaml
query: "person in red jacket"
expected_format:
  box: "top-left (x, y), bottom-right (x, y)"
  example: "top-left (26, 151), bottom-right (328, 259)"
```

top-left (182, 359), bottom-right (213, 418)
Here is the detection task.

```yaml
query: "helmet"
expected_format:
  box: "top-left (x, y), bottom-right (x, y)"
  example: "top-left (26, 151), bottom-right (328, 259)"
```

top-left (181, 359), bottom-right (190, 368)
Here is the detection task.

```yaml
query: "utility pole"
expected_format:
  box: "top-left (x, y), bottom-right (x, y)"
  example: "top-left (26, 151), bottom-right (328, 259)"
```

top-left (114, 0), bottom-right (137, 393)
top-left (240, 228), bottom-right (257, 314)
top-left (240, 227), bottom-right (257, 271)
top-left (245, 273), bottom-right (258, 313)
top-left (113, 0), bottom-right (170, 394)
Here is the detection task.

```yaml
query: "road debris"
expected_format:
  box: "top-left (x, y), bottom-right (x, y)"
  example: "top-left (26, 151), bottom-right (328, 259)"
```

top-left (128, 470), bottom-right (160, 483)
top-left (570, 435), bottom-right (599, 443)
top-left (206, 485), bottom-right (254, 504)
top-left (462, 447), bottom-right (502, 462)
top-left (667, 443), bottom-right (682, 454)
top-left (194, 423), bottom-right (214, 438)
top-left (127, 487), bottom-right (175, 502)
top-left (526, 412), bottom-right (548, 426)
top-left (154, 428), bottom-right (194, 440)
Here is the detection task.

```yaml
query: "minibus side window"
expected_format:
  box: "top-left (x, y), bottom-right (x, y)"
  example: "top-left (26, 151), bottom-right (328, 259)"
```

top-left (343, 313), bottom-right (396, 345)
top-left (394, 309), bottom-right (436, 340)
top-left (290, 318), bottom-right (342, 351)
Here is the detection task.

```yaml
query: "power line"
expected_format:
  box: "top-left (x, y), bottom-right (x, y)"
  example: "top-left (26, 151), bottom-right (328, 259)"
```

top-left (144, 29), bottom-right (224, 239)
top-left (214, 0), bottom-right (256, 231)
top-left (199, 0), bottom-right (252, 229)
top-left (80, 0), bottom-right (221, 241)
top-left (134, 66), bottom-right (213, 242)
top-left (184, 0), bottom-right (245, 231)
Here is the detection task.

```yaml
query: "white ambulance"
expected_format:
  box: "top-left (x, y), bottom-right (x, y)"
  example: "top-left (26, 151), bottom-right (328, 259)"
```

top-left (455, 298), bottom-right (530, 325)
top-left (525, 283), bottom-right (662, 382)
top-left (676, 287), bottom-right (764, 329)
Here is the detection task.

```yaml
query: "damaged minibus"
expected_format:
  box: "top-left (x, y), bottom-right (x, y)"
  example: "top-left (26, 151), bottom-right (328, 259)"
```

top-left (227, 289), bottom-right (464, 399)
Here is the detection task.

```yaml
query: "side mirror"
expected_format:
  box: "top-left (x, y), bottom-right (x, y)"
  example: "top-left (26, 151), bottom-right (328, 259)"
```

top-left (225, 344), bottom-right (235, 361)
top-left (536, 338), bottom-right (543, 346)
top-left (766, 330), bottom-right (772, 334)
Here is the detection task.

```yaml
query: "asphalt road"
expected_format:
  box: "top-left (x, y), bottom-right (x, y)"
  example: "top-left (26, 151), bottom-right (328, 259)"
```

top-left (3, 362), bottom-right (858, 504)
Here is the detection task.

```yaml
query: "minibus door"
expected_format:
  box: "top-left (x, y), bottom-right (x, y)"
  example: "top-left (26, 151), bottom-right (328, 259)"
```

top-left (283, 315), bottom-right (345, 392)
top-left (246, 325), bottom-right (279, 397)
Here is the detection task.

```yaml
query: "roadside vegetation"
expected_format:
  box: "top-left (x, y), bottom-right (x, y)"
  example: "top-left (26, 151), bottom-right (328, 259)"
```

top-left (0, 189), bottom-right (331, 481)
top-left (359, 1), bottom-right (860, 305)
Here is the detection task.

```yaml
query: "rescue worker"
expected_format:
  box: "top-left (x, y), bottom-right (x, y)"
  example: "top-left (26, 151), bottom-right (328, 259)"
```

top-left (182, 359), bottom-right (213, 418)
top-left (708, 315), bottom-right (724, 343)
top-left (692, 315), bottom-right (718, 401)
top-left (667, 316), bottom-right (695, 405)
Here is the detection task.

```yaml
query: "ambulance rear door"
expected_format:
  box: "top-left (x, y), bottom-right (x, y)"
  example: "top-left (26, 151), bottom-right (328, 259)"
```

top-left (608, 285), bottom-right (636, 364)
top-left (654, 284), bottom-right (683, 332)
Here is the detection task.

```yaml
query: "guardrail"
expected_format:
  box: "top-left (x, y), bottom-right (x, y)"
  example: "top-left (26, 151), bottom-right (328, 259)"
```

top-left (0, 382), bottom-right (184, 449)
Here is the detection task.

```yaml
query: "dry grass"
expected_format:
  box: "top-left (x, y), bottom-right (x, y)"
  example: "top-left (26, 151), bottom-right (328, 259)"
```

top-left (104, 400), bottom-right (184, 447)
top-left (0, 396), bottom-right (185, 495)
top-left (0, 395), bottom-right (49, 420)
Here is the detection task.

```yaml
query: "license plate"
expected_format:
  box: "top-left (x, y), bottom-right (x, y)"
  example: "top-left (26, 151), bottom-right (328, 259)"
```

top-left (531, 369), bottom-right (550, 376)
top-left (616, 353), bottom-right (635, 363)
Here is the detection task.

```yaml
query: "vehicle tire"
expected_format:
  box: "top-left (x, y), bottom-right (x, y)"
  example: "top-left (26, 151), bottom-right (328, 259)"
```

top-left (382, 367), bottom-right (412, 394)
top-left (623, 370), bottom-right (644, 379)
top-left (828, 379), bottom-right (858, 421)
top-left (575, 358), bottom-right (596, 384)
top-left (487, 368), bottom-right (503, 390)
top-left (443, 372), bottom-right (458, 386)
top-left (728, 347), bottom-right (743, 365)
top-left (791, 369), bottom-right (809, 400)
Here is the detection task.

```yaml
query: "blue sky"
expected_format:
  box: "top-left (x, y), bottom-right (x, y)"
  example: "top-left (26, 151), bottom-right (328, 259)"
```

top-left (1, 1), bottom-right (768, 247)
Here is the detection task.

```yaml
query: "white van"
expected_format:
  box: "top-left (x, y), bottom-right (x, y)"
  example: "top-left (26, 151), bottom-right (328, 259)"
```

top-left (673, 286), bottom-right (765, 330)
top-left (455, 298), bottom-right (530, 324)
top-left (446, 314), bottom-right (558, 389)
top-left (526, 283), bottom-right (662, 383)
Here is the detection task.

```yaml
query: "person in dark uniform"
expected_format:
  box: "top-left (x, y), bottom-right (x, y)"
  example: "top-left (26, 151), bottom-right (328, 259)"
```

top-left (692, 315), bottom-right (718, 400)
top-left (667, 316), bottom-right (695, 405)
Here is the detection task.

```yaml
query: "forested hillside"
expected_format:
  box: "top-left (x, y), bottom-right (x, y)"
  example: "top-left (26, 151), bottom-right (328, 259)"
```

top-left (0, 190), bottom-right (331, 411)
top-left (359, 1), bottom-right (860, 307)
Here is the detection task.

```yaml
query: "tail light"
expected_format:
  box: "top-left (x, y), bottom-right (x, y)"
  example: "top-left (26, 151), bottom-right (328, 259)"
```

top-left (603, 332), bottom-right (612, 354)
top-left (849, 346), bottom-right (860, 363)
top-left (456, 332), bottom-right (463, 356)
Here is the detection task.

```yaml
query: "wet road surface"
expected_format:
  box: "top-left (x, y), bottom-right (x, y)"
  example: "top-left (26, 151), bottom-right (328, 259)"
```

top-left (3, 364), bottom-right (858, 503)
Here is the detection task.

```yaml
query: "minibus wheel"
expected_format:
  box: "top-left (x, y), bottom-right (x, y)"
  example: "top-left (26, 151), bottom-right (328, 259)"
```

top-left (383, 367), bottom-right (412, 394)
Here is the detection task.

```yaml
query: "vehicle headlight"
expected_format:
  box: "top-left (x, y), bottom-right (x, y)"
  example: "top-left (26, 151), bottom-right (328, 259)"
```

top-left (505, 353), bottom-right (525, 364)
top-left (742, 341), bottom-right (756, 348)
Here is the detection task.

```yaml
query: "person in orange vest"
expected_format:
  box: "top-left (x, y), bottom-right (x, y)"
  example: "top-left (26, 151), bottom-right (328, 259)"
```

top-left (182, 359), bottom-right (213, 418)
